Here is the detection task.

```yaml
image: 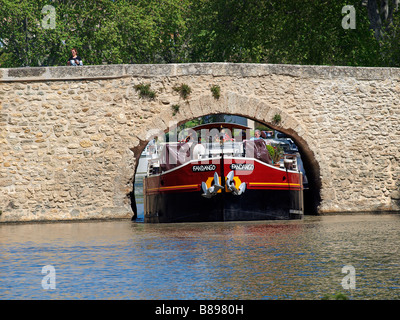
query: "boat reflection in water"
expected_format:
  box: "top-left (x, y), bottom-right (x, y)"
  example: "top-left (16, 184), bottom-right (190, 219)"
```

top-left (141, 123), bottom-right (305, 223)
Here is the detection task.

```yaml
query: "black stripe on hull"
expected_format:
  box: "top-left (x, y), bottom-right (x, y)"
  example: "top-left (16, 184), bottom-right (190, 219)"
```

top-left (144, 189), bottom-right (303, 223)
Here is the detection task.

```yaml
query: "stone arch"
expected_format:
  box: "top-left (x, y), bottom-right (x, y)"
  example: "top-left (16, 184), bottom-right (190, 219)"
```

top-left (131, 92), bottom-right (322, 218)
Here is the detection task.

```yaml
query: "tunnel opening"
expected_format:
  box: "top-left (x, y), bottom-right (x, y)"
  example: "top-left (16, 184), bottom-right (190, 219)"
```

top-left (131, 114), bottom-right (321, 221)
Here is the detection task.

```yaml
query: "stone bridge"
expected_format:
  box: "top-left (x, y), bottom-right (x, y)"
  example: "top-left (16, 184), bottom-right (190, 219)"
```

top-left (0, 63), bottom-right (399, 222)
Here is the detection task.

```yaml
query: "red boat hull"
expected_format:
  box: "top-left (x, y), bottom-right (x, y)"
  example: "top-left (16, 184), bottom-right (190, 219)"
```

top-left (143, 157), bottom-right (304, 223)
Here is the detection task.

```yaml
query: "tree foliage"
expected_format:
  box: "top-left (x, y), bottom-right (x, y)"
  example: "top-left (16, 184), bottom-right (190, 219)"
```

top-left (0, 0), bottom-right (190, 67)
top-left (187, 0), bottom-right (385, 66)
top-left (0, 0), bottom-right (399, 68)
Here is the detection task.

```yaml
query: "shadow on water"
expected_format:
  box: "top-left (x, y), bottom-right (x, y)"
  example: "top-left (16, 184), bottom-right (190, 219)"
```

top-left (133, 174), bottom-right (145, 222)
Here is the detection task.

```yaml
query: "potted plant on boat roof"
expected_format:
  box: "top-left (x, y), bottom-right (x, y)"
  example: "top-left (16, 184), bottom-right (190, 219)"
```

top-left (266, 144), bottom-right (275, 159)
top-left (272, 145), bottom-right (283, 166)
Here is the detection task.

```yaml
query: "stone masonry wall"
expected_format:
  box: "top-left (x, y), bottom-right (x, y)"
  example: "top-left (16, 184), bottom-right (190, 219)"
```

top-left (0, 63), bottom-right (399, 222)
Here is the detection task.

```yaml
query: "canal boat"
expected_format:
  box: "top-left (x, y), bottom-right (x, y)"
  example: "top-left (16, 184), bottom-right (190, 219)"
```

top-left (143, 123), bottom-right (304, 223)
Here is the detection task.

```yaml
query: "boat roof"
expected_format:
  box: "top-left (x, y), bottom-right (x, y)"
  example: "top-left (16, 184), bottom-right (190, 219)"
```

top-left (190, 122), bottom-right (251, 132)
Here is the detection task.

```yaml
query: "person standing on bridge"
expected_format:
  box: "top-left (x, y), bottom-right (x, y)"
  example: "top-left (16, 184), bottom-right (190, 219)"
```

top-left (67, 48), bottom-right (83, 66)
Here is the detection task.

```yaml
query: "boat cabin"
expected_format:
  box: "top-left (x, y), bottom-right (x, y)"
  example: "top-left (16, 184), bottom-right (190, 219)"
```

top-left (145, 122), bottom-right (299, 176)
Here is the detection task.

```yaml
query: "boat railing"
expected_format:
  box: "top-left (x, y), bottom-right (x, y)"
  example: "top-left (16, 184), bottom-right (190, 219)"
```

top-left (202, 142), bottom-right (243, 158)
top-left (147, 140), bottom-right (284, 174)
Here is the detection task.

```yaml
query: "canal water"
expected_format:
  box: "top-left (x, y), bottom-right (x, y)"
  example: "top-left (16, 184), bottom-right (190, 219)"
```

top-left (1, 212), bottom-right (400, 300)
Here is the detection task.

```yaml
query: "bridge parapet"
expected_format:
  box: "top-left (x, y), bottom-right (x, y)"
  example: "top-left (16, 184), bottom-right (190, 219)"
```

top-left (2, 63), bottom-right (400, 82)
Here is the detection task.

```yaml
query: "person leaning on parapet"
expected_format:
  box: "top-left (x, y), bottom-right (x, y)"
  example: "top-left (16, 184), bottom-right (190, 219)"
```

top-left (67, 48), bottom-right (83, 66)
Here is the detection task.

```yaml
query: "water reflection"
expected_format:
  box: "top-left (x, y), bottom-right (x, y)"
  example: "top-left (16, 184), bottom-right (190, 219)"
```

top-left (1, 215), bottom-right (400, 299)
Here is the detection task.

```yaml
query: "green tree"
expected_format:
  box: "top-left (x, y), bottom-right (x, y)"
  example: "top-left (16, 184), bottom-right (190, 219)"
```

top-left (0, 0), bottom-right (55, 67)
top-left (187, 0), bottom-right (383, 66)
top-left (365, 0), bottom-right (399, 41)
top-left (0, 0), bottom-right (190, 67)
top-left (1, 0), bottom-right (400, 68)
